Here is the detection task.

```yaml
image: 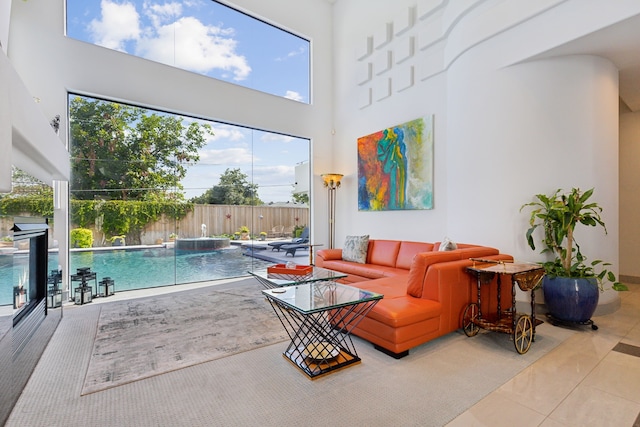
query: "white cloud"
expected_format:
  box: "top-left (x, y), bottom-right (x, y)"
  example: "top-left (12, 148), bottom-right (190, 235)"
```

top-left (89, 0), bottom-right (141, 51)
top-left (210, 126), bottom-right (247, 142)
top-left (136, 16), bottom-right (251, 80)
top-left (91, 1), bottom-right (251, 81)
top-left (198, 147), bottom-right (253, 165)
top-left (284, 91), bottom-right (304, 102)
top-left (260, 133), bottom-right (295, 144)
top-left (143, 1), bottom-right (182, 27)
top-left (276, 45), bottom-right (307, 61)
top-left (252, 165), bottom-right (297, 202)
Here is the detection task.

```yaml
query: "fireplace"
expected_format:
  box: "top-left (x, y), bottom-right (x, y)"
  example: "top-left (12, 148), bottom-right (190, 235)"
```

top-left (11, 218), bottom-right (49, 335)
top-left (0, 216), bottom-right (59, 425)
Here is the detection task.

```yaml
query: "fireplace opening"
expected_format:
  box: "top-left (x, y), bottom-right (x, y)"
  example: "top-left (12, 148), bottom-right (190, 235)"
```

top-left (11, 217), bottom-right (49, 330)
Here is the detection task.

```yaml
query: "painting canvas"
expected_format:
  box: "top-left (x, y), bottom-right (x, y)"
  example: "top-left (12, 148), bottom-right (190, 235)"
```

top-left (358, 116), bottom-right (433, 211)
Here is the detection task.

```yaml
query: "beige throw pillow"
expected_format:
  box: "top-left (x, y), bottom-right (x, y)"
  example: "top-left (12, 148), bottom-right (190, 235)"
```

top-left (439, 237), bottom-right (457, 251)
top-left (343, 235), bottom-right (370, 264)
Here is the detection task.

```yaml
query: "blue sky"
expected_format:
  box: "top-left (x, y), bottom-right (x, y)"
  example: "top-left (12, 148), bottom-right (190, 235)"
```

top-left (66, 1), bottom-right (310, 203)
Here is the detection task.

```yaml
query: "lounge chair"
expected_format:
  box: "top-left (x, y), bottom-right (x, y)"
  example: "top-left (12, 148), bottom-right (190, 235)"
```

top-left (267, 227), bottom-right (309, 251)
top-left (281, 243), bottom-right (310, 257)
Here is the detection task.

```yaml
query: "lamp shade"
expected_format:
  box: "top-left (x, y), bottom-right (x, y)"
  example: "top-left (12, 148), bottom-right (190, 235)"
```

top-left (321, 173), bottom-right (343, 189)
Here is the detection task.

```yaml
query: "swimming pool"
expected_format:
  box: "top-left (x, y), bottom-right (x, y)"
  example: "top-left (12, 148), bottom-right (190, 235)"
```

top-left (0, 246), bottom-right (271, 306)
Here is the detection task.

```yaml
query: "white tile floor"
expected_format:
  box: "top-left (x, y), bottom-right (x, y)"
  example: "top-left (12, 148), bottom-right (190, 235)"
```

top-left (77, 276), bottom-right (640, 427)
top-left (29, 255), bottom-right (640, 426)
top-left (447, 282), bottom-right (640, 427)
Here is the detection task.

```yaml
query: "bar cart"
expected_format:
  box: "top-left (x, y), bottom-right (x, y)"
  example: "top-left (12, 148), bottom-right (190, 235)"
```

top-left (463, 259), bottom-right (545, 354)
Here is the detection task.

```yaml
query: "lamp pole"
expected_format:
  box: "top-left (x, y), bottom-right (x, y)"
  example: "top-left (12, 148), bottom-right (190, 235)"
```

top-left (321, 174), bottom-right (343, 249)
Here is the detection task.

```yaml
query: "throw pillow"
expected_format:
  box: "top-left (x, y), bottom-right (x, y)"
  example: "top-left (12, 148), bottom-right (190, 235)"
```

top-left (342, 235), bottom-right (370, 264)
top-left (439, 237), bottom-right (457, 251)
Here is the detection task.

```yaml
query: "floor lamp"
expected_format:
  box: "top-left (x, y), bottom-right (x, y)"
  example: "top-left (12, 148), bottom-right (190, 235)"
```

top-left (321, 173), bottom-right (343, 249)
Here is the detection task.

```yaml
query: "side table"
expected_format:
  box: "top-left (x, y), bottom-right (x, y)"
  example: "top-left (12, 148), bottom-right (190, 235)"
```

top-left (263, 281), bottom-right (382, 379)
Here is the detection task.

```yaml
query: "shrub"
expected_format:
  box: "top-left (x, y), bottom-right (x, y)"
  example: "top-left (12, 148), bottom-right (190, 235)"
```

top-left (70, 228), bottom-right (93, 248)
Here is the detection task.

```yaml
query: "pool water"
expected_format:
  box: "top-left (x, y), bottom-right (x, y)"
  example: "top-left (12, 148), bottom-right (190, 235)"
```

top-left (0, 246), bottom-right (271, 305)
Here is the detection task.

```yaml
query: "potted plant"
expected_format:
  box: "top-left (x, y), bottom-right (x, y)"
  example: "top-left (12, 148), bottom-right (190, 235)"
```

top-left (259, 231), bottom-right (267, 241)
top-left (238, 225), bottom-right (250, 240)
top-left (521, 188), bottom-right (627, 325)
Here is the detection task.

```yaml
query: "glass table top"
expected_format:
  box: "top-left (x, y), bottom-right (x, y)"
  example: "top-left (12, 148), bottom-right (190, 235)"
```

top-left (262, 282), bottom-right (383, 314)
top-left (250, 265), bottom-right (347, 287)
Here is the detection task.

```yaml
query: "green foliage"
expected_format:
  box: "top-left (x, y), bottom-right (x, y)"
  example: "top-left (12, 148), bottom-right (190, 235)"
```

top-left (292, 192), bottom-right (309, 205)
top-left (521, 188), bottom-right (627, 291)
top-left (238, 225), bottom-right (250, 234)
top-left (0, 193), bottom-right (54, 217)
top-left (71, 199), bottom-right (192, 245)
top-left (191, 168), bottom-right (262, 205)
top-left (0, 168), bottom-right (54, 216)
top-left (294, 225), bottom-right (306, 237)
top-left (70, 228), bottom-right (93, 248)
top-left (69, 96), bottom-right (213, 201)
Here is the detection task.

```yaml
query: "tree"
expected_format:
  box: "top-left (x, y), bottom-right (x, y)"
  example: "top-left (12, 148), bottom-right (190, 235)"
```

top-left (69, 96), bottom-right (213, 201)
top-left (191, 168), bottom-right (263, 205)
top-left (292, 192), bottom-right (309, 205)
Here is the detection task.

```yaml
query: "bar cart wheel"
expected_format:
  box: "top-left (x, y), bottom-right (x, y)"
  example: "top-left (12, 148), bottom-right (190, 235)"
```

top-left (514, 314), bottom-right (533, 354)
top-left (462, 303), bottom-right (480, 337)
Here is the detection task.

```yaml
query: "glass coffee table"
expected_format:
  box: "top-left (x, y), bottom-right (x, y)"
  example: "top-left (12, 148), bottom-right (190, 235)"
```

top-left (249, 265), bottom-right (347, 289)
top-left (262, 282), bottom-right (383, 379)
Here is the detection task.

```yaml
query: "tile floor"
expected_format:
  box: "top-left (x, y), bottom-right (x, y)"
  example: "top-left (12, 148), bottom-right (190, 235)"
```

top-left (21, 249), bottom-right (640, 426)
top-left (76, 274), bottom-right (640, 426)
top-left (447, 282), bottom-right (640, 427)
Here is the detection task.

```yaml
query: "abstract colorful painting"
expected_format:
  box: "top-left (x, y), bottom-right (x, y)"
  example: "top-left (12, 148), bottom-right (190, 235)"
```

top-left (357, 116), bottom-right (433, 211)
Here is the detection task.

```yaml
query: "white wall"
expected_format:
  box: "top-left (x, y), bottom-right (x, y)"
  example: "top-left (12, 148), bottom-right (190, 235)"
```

top-left (331, 0), bottom-right (640, 309)
top-left (620, 106), bottom-right (640, 279)
top-left (332, 0), bottom-right (451, 244)
top-left (0, 0), bottom-right (9, 53)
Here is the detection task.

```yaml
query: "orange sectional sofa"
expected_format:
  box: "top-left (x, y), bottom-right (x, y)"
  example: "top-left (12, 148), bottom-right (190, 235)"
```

top-left (315, 239), bottom-right (513, 358)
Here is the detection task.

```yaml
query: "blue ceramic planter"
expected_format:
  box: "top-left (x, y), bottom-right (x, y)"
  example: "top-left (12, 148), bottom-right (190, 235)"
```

top-left (543, 276), bottom-right (599, 323)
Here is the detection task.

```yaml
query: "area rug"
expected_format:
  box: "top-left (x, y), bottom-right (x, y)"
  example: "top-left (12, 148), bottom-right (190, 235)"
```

top-left (81, 279), bottom-right (287, 395)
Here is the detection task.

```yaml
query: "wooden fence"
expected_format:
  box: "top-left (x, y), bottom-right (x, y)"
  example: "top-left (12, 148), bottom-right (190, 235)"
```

top-left (2, 205), bottom-right (309, 247)
top-left (142, 204), bottom-right (309, 244)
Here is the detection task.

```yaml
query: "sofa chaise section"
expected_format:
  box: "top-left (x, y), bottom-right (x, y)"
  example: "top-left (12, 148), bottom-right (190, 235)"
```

top-left (317, 239), bottom-right (513, 358)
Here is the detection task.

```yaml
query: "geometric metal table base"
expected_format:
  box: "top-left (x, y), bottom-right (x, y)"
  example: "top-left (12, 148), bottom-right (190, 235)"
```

top-left (263, 282), bottom-right (382, 379)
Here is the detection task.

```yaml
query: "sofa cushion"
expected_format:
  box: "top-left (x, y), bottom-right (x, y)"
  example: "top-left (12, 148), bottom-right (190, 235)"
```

top-left (395, 241), bottom-right (434, 269)
top-left (365, 297), bottom-right (442, 328)
top-left (368, 240), bottom-right (401, 267)
top-left (343, 235), bottom-right (369, 263)
top-left (321, 260), bottom-right (407, 281)
top-left (349, 277), bottom-right (408, 299)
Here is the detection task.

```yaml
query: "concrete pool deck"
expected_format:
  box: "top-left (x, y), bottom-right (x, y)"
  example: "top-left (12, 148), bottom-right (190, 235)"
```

top-left (232, 238), bottom-right (318, 265)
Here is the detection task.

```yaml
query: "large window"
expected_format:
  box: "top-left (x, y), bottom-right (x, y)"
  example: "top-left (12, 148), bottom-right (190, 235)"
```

top-left (68, 94), bottom-right (310, 291)
top-left (66, 0), bottom-right (310, 103)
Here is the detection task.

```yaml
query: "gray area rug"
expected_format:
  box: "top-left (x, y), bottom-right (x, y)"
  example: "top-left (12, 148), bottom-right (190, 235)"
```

top-left (82, 279), bottom-right (287, 395)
